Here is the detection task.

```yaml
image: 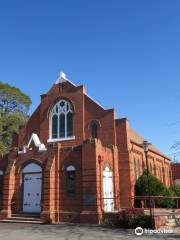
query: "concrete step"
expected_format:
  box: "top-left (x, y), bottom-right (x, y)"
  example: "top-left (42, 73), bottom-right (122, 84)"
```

top-left (12, 214), bottom-right (40, 219)
top-left (0, 219), bottom-right (43, 224)
top-left (8, 217), bottom-right (42, 222)
top-left (0, 213), bottom-right (43, 224)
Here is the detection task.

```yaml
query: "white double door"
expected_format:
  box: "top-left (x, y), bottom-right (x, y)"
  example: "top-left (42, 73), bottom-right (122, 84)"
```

top-left (23, 173), bottom-right (42, 213)
top-left (103, 168), bottom-right (114, 212)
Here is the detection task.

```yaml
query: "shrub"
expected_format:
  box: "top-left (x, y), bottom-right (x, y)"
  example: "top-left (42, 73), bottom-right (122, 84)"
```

top-left (133, 214), bottom-right (152, 228)
top-left (102, 218), bottom-right (116, 227)
top-left (170, 184), bottom-right (180, 197)
top-left (118, 208), bottom-right (145, 228)
top-left (156, 187), bottom-right (175, 208)
top-left (135, 170), bottom-right (175, 208)
top-left (102, 209), bottom-right (152, 229)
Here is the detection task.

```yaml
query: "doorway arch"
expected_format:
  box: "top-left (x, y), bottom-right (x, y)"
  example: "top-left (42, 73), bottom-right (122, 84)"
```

top-left (22, 162), bottom-right (42, 213)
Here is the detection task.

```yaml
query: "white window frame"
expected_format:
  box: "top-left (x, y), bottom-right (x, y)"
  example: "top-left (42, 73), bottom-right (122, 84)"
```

top-left (49, 99), bottom-right (75, 142)
top-left (66, 165), bottom-right (76, 171)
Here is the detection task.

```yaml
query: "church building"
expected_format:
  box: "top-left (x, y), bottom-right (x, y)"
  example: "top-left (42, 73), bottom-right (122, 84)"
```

top-left (0, 73), bottom-right (172, 223)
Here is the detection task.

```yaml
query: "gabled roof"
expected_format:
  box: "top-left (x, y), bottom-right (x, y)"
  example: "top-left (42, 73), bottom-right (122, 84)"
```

top-left (129, 128), bottom-right (170, 159)
top-left (18, 133), bottom-right (47, 154)
top-left (55, 71), bottom-right (77, 87)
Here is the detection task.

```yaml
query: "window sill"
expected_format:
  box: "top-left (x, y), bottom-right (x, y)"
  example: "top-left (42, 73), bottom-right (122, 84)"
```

top-left (47, 136), bottom-right (75, 143)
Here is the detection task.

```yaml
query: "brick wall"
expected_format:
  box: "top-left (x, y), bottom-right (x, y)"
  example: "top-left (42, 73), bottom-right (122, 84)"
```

top-left (171, 163), bottom-right (180, 184)
top-left (0, 79), bottom-right (174, 223)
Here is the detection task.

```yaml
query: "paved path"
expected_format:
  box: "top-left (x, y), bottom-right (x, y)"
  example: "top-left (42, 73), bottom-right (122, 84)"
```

top-left (0, 223), bottom-right (179, 240)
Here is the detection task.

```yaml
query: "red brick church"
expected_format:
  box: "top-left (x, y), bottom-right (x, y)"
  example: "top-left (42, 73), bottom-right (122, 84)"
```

top-left (0, 73), bottom-right (172, 223)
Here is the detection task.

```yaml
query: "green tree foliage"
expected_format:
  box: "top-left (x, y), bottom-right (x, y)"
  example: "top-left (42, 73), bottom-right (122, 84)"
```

top-left (0, 81), bottom-right (31, 155)
top-left (0, 82), bottom-right (31, 114)
top-left (135, 170), bottom-right (174, 208)
top-left (170, 184), bottom-right (180, 197)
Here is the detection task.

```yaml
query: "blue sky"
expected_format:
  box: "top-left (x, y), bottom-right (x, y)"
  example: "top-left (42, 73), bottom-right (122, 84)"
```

top-left (0, 0), bottom-right (180, 160)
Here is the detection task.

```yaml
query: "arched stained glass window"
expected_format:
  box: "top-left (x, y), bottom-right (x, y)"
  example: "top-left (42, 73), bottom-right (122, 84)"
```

top-left (91, 122), bottom-right (98, 139)
top-left (67, 112), bottom-right (73, 137)
top-left (52, 115), bottom-right (58, 139)
top-left (59, 113), bottom-right (65, 138)
top-left (51, 99), bottom-right (73, 139)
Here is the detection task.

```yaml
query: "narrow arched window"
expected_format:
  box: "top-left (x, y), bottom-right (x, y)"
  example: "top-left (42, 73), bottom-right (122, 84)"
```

top-left (91, 123), bottom-right (98, 139)
top-left (52, 115), bottom-right (58, 138)
top-left (59, 113), bottom-right (65, 138)
top-left (66, 165), bottom-right (76, 196)
top-left (134, 158), bottom-right (137, 181)
top-left (150, 163), bottom-right (153, 173)
top-left (67, 112), bottom-right (73, 137)
top-left (0, 170), bottom-right (3, 196)
top-left (51, 99), bottom-right (73, 139)
top-left (137, 159), bottom-right (140, 179)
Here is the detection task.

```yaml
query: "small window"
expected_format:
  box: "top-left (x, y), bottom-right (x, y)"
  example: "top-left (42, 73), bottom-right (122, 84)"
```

top-left (134, 159), bottom-right (137, 181)
top-left (66, 165), bottom-right (76, 196)
top-left (150, 163), bottom-right (153, 173)
top-left (91, 123), bottom-right (98, 139)
top-left (137, 159), bottom-right (140, 179)
top-left (0, 170), bottom-right (3, 196)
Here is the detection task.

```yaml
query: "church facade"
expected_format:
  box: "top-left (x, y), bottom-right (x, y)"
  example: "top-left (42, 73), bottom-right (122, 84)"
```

top-left (0, 73), bottom-right (172, 223)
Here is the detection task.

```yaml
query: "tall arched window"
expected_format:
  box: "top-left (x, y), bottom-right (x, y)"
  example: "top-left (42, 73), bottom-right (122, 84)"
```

top-left (91, 122), bottom-right (98, 138)
top-left (137, 159), bottom-right (141, 179)
top-left (134, 158), bottom-right (137, 181)
top-left (0, 170), bottom-right (3, 196)
top-left (66, 165), bottom-right (76, 196)
top-left (51, 99), bottom-right (73, 139)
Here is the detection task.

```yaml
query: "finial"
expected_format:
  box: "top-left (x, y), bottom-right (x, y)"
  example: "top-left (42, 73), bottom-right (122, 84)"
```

top-left (55, 71), bottom-right (67, 84)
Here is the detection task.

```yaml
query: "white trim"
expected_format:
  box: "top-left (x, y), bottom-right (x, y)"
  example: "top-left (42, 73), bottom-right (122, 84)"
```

top-left (18, 146), bottom-right (27, 154)
top-left (50, 99), bottom-right (73, 140)
top-left (55, 71), bottom-right (77, 87)
top-left (47, 136), bottom-right (75, 143)
top-left (18, 133), bottom-right (47, 155)
top-left (66, 165), bottom-right (76, 171)
top-left (86, 94), bottom-right (105, 110)
top-left (65, 78), bottom-right (77, 87)
top-left (0, 170), bottom-right (3, 175)
top-left (26, 133), bottom-right (47, 152)
top-left (27, 133), bottom-right (41, 148)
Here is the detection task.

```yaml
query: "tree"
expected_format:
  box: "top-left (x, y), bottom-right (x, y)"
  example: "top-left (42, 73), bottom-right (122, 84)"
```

top-left (0, 81), bottom-right (31, 155)
top-left (135, 170), bottom-right (175, 208)
top-left (0, 82), bottom-right (31, 115)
